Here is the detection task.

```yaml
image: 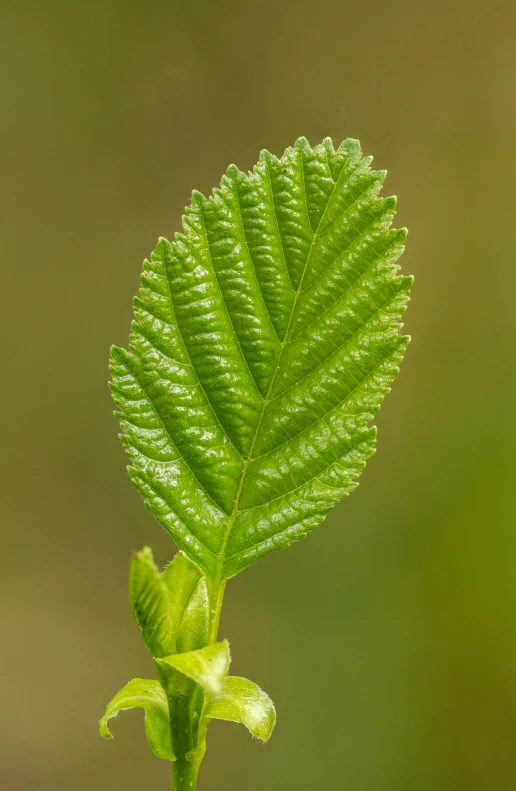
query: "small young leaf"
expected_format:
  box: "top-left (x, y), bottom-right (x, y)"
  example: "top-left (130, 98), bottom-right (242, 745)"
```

top-left (156, 641), bottom-right (230, 697)
top-left (176, 577), bottom-right (210, 653)
top-left (161, 551), bottom-right (202, 640)
top-left (99, 678), bottom-right (174, 760)
top-left (130, 548), bottom-right (207, 658)
top-left (110, 136), bottom-right (412, 581)
top-left (129, 547), bottom-right (174, 658)
top-left (205, 676), bottom-right (276, 741)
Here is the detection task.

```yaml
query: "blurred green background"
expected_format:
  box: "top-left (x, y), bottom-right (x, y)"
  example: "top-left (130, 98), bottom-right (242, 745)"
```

top-left (2, 0), bottom-right (516, 789)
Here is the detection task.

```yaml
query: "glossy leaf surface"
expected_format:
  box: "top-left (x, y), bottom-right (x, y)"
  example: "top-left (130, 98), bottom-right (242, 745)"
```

top-left (110, 137), bottom-right (412, 581)
top-left (99, 678), bottom-right (174, 760)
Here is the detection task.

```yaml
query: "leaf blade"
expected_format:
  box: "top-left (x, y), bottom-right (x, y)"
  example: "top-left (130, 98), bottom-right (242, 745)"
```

top-left (129, 547), bottom-right (173, 658)
top-left (99, 678), bottom-right (173, 761)
top-left (161, 551), bottom-right (203, 642)
top-left (112, 137), bottom-right (412, 580)
top-left (205, 676), bottom-right (276, 742)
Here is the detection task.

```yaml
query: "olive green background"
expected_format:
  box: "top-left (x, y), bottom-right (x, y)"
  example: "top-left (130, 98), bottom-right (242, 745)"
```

top-left (2, 0), bottom-right (516, 789)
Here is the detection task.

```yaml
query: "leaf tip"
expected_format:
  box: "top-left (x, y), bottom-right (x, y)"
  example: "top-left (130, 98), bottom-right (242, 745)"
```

top-left (191, 189), bottom-right (205, 206)
top-left (383, 195), bottom-right (397, 212)
top-left (294, 135), bottom-right (311, 153)
top-left (394, 226), bottom-right (408, 244)
top-left (99, 717), bottom-right (113, 740)
top-left (226, 163), bottom-right (241, 180)
top-left (131, 545), bottom-right (156, 566)
top-left (154, 237), bottom-right (172, 259)
top-left (339, 137), bottom-right (362, 156)
top-left (258, 148), bottom-right (273, 164)
top-left (109, 344), bottom-right (125, 362)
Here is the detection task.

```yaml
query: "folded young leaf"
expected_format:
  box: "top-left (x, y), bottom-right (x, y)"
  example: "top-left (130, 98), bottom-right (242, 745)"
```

top-left (156, 641), bottom-right (230, 697)
top-left (161, 552), bottom-right (202, 640)
top-left (130, 548), bottom-right (206, 658)
top-left (176, 576), bottom-right (210, 653)
top-left (110, 136), bottom-right (412, 581)
top-left (205, 676), bottom-right (276, 741)
top-left (99, 678), bottom-right (174, 760)
top-left (129, 547), bottom-right (175, 658)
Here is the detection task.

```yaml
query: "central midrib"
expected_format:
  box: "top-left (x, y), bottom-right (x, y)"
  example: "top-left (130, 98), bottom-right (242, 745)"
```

top-left (212, 153), bottom-right (343, 585)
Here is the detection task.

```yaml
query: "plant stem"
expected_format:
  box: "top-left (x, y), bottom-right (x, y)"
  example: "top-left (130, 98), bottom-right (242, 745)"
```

top-left (169, 579), bottom-right (227, 789)
top-left (172, 757), bottom-right (201, 790)
top-left (169, 695), bottom-right (204, 791)
top-left (208, 579), bottom-right (226, 644)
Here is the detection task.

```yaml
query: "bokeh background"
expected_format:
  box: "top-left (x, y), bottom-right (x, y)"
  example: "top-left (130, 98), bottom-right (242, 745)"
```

top-left (2, 0), bottom-right (516, 789)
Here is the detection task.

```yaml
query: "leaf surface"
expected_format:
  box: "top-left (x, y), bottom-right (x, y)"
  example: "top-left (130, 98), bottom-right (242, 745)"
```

top-left (156, 640), bottom-right (230, 697)
top-left (129, 547), bottom-right (174, 657)
top-left (176, 576), bottom-right (210, 653)
top-left (129, 547), bottom-right (202, 657)
top-left (110, 137), bottom-right (412, 580)
top-left (99, 678), bottom-right (173, 760)
top-left (205, 676), bottom-right (276, 741)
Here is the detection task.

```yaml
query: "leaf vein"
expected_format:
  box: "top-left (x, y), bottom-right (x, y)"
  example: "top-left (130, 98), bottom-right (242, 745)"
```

top-left (249, 338), bottom-right (404, 465)
top-left (196, 204), bottom-right (265, 399)
top-left (230, 174), bottom-right (282, 343)
top-left (122, 357), bottom-right (232, 515)
top-left (154, 244), bottom-right (244, 460)
top-left (288, 231), bottom-right (403, 343)
top-left (268, 284), bottom-right (406, 406)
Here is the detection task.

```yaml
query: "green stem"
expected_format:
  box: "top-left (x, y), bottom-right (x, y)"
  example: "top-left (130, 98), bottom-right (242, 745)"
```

top-left (172, 757), bottom-right (201, 790)
top-left (169, 695), bottom-right (204, 791)
top-left (169, 577), bottom-right (227, 789)
top-left (208, 579), bottom-right (226, 644)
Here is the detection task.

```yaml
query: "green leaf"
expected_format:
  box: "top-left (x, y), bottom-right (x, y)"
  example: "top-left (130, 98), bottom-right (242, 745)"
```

top-left (129, 547), bottom-right (204, 657)
top-left (110, 136), bottom-right (412, 581)
top-left (99, 678), bottom-right (174, 760)
top-left (176, 576), bottom-right (210, 653)
top-left (161, 551), bottom-right (202, 637)
top-left (156, 641), bottom-right (230, 697)
top-left (129, 547), bottom-right (174, 657)
top-left (205, 676), bottom-right (276, 741)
